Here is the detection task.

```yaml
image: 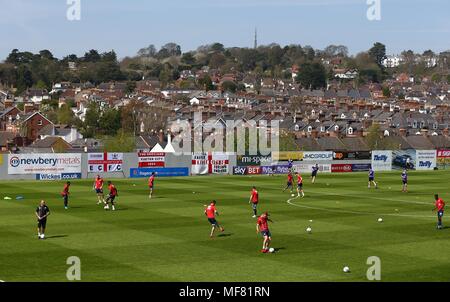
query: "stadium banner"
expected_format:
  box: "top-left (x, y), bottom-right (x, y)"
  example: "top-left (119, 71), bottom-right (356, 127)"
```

top-left (211, 152), bottom-right (230, 174)
top-left (36, 173), bottom-right (82, 181)
top-left (293, 163), bottom-right (331, 173)
top-left (236, 153), bottom-right (272, 166)
top-left (130, 167), bottom-right (189, 178)
top-left (437, 150), bottom-right (450, 169)
top-left (261, 166), bottom-right (276, 175)
top-left (137, 152), bottom-right (165, 167)
top-left (303, 151), bottom-right (333, 161)
top-left (88, 153), bottom-right (123, 172)
top-left (191, 153), bottom-right (209, 175)
top-left (247, 166), bottom-right (262, 175)
top-left (333, 151), bottom-right (371, 160)
top-left (331, 164), bottom-right (353, 173)
top-left (416, 150), bottom-right (437, 170)
top-left (392, 149), bottom-right (416, 170)
top-left (8, 153), bottom-right (82, 175)
top-left (232, 166), bottom-right (248, 175)
top-left (351, 163), bottom-right (372, 172)
top-left (272, 151), bottom-right (303, 161)
top-left (371, 150), bottom-right (393, 171)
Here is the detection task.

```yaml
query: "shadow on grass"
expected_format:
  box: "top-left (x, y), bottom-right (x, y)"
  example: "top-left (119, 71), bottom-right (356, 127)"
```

top-left (45, 235), bottom-right (68, 239)
top-left (218, 233), bottom-right (233, 237)
top-left (274, 247), bottom-right (286, 252)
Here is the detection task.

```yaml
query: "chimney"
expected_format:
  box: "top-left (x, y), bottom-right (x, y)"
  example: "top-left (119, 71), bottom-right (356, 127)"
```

top-left (4, 99), bottom-right (13, 108)
top-left (399, 128), bottom-right (407, 137)
top-left (158, 130), bottom-right (164, 143)
top-left (24, 103), bottom-right (35, 114)
top-left (311, 129), bottom-right (319, 139)
top-left (443, 128), bottom-right (449, 137)
top-left (70, 128), bottom-right (77, 142)
top-left (356, 129), bottom-right (364, 137)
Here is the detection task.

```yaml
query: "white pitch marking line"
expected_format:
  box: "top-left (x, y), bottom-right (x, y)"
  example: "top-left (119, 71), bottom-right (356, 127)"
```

top-left (286, 196), bottom-right (435, 218)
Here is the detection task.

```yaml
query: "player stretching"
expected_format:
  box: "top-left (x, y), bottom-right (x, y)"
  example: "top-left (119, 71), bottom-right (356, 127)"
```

top-left (93, 175), bottom-right (105, 205)
top-left (401, 169), bottom-right (408, 192)
top-left (249, 186), bottom-right (259, 218)
top-left (432, 194), bottom-right (445, 230)
top-left (256, 212), bottom-right (273, 253)
top-left (368, 168), bottom-right (378, 189)
top-left (61, 181), bottom-right (71, 209)
top-left (36, 200), bottom-right (50, 239)
top-left (148, 172), bottom-right (156, 199)
top-left (295, 172), bottom-right (305, 197)
top-left (104, 181), bottom-right (118, 211)
top-left (204, 200), bottom-right (225, 238)
top-left (283, 172), bottom-right (294, 193)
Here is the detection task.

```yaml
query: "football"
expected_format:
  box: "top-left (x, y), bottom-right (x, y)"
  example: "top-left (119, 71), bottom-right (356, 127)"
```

top-left (378, 218), bottom-right (383, 223)
top-left (343, 266), bottom-right (350, 273)
top-left (268, 248), bottom-right (275, 253)
top-left (306, 227), bottom-right (312, 233)
top-left (291, 194), bottom-right (295, 197)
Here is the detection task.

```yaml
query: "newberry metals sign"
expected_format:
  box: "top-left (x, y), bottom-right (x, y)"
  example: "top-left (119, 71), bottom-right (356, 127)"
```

top-left (8, 154), bottom-right (82, 175)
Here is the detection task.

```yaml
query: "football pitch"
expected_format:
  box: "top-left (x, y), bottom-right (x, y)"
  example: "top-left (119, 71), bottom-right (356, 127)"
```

top-left (1, 171), bottom-right (449, 282)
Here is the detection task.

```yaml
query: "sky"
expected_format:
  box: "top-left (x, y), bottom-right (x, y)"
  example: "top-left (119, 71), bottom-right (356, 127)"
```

top-left (0, 0), bottom-right (449, 60)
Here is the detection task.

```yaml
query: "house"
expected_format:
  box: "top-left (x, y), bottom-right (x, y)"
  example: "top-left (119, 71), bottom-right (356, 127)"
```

top-left (25, 136), bottom-right (73, 153)
top-left (20, 112), bottom-right (54, 144)
top-left (38, 124), bottom-right (83, 143)
top-left (26, 88), bottom-right (50, 104)
top-left (382, 55), bottom-right (402, 68)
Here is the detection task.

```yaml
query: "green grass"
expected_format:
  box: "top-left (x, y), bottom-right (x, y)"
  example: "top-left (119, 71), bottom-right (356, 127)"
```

top-left (0, 171), bottom-right (449, 282)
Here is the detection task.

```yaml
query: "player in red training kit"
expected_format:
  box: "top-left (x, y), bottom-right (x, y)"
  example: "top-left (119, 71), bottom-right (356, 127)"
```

top-left (249, 186), bottom-right (259, 218)
top-left (204, 200), bottom-right (224, 238)
top-left (432, 194), bottom-right (445, 230)
top-left (256, 212), bottom-right (273, 253)
top-left (93, 175), bottom-right (105, 205)
top-left (283, 172), bottom-right (294, 193)
top-left (148, 172), bottom-right (156, 199)
top-left (104, 181), bottom-right (118, 211)
top-left (61, 181), bottom-right (71, 210)
top-left (295, 172), bottom-right (305, 197)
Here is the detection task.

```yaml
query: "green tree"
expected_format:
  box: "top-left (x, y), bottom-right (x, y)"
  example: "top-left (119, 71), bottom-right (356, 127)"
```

top-left (57, 104), bottom-right (75, 125)
top-left (369, 42), bottom-right (387, 67)
top-left (102, 129), bottom-right (136, 152)
top-left (198, 75), bottom-right (214, 91)
top-left (296, 62), bottom-right (327, 89)
top-left (382, 86), bottom-right (391, 97)
top-left (221, 81), bottom-right (237, 92)
top-left (99, 107), bottom-right (121, 135)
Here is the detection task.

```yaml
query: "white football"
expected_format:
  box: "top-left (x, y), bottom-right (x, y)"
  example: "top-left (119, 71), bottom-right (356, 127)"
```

top-left (291, 194), bottom-right (295, 197)
top-left (343, 266), bottom-right (350, 273)
top-left (268, 248), bottom-right (275, 253)
top-left (378, 218), bottom-right (383, 223)
top-left (306, 227), bottom-right (312, 233)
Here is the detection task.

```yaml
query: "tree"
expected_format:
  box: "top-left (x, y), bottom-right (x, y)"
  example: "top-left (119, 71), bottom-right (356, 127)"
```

top-left (125, 81), bottom-right (136, 94)
top-left (102, 129), bottom-right (136, 152)
top-left (296, 62), bottom-right (327, 89)
top-left (137, 44), bottom-right (157, 57)
top-left (369, 42), bottom-right (387, 67)
top-left (181, 52), bottom-right (196, 65)
top-left (198, 74), bottom-right (214, 91)
top-left (382, 86), bottom-right (391, 97)
top-left (57, 104), bottom-right (75, 125)
top-left (83, 49), bottom-right (101, 62)
top-left (221, 81), bottom-right (237, 92)
top-left (99, 107), bottom-right (121, 135)
top-left (211, 43), bottom-right (225, 52)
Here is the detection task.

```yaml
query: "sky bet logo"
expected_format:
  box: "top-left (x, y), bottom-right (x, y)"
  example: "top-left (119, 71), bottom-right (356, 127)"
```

top-left (419, 161), bottom-right (432, 168)
top-left (374, 155), bottom-right (388, 162)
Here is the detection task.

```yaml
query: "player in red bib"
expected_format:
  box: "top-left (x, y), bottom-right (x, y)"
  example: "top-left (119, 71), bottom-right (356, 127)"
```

top-left (93, 175), bottom-right (105, 205)
top-left (283, 172), bottom-right (294, 193)
top-left (295, 172), bottom-right (305, 197)
top-left (256, 212), bottom-right (273, 253)
top-left (61, 181), bottom-right (71, 210)
top-left (249, 186), bottom-right (259, 218)
top-left (432, 194), bottom-right (445, 229)
top-left (104, 181), bottom-right (118, 211)
top-left (148, 172), bottom-right (156, 199)
top-left (204, 200), bottom-right (224, 238)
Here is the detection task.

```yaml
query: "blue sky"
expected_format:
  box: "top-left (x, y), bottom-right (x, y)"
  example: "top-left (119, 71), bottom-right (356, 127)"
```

top-left (0, 0), bottom-right (449, 60)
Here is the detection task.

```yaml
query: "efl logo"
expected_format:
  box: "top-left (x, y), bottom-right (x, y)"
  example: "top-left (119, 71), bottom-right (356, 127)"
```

top-left (9, 156), bottom-right (20, 167)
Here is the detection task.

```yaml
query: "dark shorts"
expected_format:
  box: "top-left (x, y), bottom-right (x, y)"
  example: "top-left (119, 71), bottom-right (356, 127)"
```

top-left (149, 185), bottom-right (153, 189)
top-left (37, 219), bottom-right (47, 228)
top-left (438, 210), bottom-right (444, 218)
top-left (63, 195), bottom-right (68, 202)
top-left (369, 177), bottom-right (374, 182)
top-left (402, 180), bottom-right (407, 185)
top-left (297, 183), bottom-right (303, 189)
top-left (108, 195), bottom-right (116, 202)
top-left (95, 188), bottom-right (103, 194)
top-left (261, 230), bottom-right (271, 238)
top-left (251, 202), bottom-right (258, 209)
top-left (208, 218), bottom-right (218, 226)
top-left (312, 172), bottom-right (317, 177)
top-left (287, 181), bottom-right (293, 187)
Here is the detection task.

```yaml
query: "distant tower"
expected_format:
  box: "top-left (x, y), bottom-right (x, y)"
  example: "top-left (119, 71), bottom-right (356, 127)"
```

top-left (254, 28), bottom-right (258, 49)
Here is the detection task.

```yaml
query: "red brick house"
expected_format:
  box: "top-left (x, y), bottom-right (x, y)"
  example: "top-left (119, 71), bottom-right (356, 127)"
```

top-left (21, 112), bottom-right (54, 143)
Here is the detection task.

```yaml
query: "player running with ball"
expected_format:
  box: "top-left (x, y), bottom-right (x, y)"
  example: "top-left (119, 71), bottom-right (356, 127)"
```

top-left (283, 172), bottom-right (294, 193)
top-left (256, 212), bottom-right (273, 253)
top-left (104, 181), bottom-right (118, 211)
top-left (368, 168), bottom-right (378, 189)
